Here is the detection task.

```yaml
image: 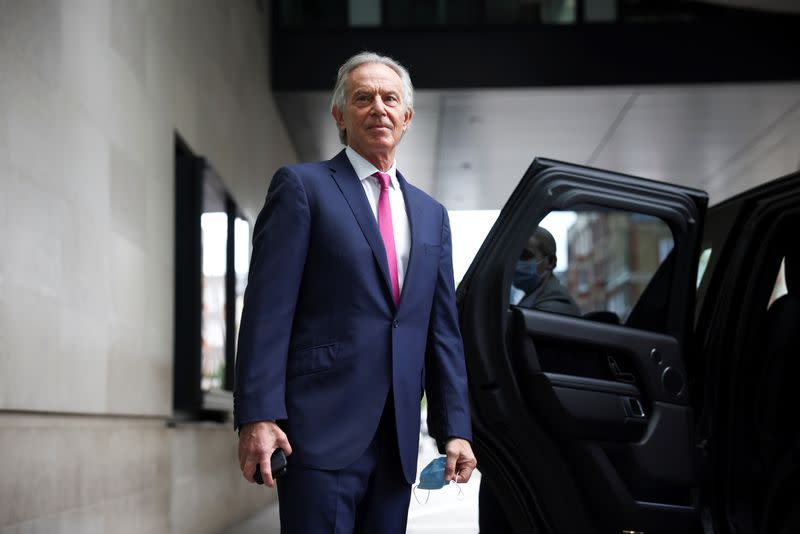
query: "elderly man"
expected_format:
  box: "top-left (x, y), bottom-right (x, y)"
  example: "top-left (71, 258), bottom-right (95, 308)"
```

top-left (234, 51), bottom-right (476, 533)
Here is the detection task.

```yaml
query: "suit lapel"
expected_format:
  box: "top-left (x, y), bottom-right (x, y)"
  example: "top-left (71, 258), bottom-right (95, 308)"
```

top-left (328, 150), bottom-right (395, 305)
top-left (397, 170), bottom-right (421, 307)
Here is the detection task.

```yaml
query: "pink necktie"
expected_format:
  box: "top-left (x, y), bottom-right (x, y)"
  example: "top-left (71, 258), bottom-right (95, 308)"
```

top-left (374, 172), bottom-right (400, 305)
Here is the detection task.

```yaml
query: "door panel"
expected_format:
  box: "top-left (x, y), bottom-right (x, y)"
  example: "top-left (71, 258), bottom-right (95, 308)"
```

top-left (459, 158), bottom-right (707, 534)
top-left (518, 309), bottom-right (689, 406)
top-left (517, 308), bottom-right (695, 487)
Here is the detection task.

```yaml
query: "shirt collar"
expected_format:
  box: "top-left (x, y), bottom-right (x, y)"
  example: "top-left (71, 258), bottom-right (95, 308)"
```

top-left (345, 146), bottom-right (398, 190)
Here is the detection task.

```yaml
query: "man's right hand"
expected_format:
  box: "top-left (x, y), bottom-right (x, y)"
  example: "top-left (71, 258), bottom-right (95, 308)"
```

top-left (238, 421), bottom-right (293, 487)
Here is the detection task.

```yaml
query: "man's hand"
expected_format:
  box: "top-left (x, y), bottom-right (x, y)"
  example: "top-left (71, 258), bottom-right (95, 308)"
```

top-left (444, 438), bottom-right (477, 483)
top-left (238, 421), bottom-right (293, 487)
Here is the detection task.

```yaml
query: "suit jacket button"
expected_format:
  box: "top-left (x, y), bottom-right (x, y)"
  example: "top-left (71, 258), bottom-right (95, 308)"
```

top-left (392, 320), bottom-right (399, 328)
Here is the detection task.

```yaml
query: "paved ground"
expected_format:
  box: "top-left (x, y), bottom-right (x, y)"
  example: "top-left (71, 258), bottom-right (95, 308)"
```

top-left (219, 502), bottom-right (280, 534)
top-left (222, 410), bottom-right (481, 534)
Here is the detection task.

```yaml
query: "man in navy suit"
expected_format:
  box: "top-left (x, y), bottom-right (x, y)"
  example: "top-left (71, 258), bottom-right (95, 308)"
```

top-left (234, 51), bottom-right (476, 533)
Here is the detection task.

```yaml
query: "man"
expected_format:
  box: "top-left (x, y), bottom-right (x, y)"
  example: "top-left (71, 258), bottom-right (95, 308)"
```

top-left (513, 226), bottom-right (580, 316)
top-left (234, 52), bottom-right (477, 533)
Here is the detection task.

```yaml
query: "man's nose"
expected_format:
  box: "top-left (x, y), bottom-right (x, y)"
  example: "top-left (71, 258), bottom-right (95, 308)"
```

top-left (369, 96), bottom-right (387, 115)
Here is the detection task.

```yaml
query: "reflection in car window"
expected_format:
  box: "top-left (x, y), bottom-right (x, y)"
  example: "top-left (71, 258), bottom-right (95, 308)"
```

top-left (511, 225), bottom-right (581, 316)
top-left (769, 257), bottom-right (787, 308)
top-left (697, 248), bottom-right (712, 288)
top-left (512, 209), bottom-right (673, 325)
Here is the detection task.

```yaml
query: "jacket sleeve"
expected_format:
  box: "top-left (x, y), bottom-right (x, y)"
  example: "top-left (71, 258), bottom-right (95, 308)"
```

top-left (233, 166), bottom-right (310, 429)
top-left (425, 205), bottom-right (473, 444)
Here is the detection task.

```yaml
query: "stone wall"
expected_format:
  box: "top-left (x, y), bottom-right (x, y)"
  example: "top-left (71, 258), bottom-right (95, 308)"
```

top-left (0, 1), bottom-right (295, 531)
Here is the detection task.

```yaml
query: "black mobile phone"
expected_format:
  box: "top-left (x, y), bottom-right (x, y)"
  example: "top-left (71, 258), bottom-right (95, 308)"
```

top-left (254, 449), bottom-right (288, 484)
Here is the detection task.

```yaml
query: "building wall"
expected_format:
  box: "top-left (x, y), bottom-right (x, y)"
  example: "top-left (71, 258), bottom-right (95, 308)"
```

top-left (0, 0), bottom-right (295, 531)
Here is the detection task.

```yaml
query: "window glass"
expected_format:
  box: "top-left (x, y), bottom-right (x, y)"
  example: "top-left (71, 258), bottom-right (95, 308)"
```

top-left (696, 248), bottom-right (712, 288)
top-left (276, 0), bottom-right (747, 28)
top-left (201, 210), bottom-right (227, 392)
top-left (511, 209), bottom-right (673, 325)
top-left (234, 217), bottom-right (250, 357)
top-left (768, 258), bottom-right (787, 308)
top-left (175, 136), bottom-right (252, 416)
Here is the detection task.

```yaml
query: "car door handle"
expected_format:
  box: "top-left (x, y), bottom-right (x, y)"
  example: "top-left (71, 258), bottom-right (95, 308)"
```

top-left (624, 396), bottom-right (646, 418)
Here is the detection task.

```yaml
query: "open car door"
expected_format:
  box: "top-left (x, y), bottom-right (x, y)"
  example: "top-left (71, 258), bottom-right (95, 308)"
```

top-left (458, 159), bottom-right (708, 534)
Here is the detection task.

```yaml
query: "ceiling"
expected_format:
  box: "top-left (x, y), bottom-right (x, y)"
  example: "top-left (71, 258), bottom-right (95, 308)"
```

top-left (276, 82), bottom-right (800, 209)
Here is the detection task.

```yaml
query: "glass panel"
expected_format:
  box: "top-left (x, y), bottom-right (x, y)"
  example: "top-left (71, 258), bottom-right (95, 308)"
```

top-left (201, 178), bottom-right (228, 392)
top-left (541, 0), bottom-right (576, 24)
top-left (349, 0), bottom-right (382, 26)
top-left (511, 209), bottom-right (673, 325)
top-left (234, 217), bottom-right (250, 357)
top-left (443, 0), bottom-right (482, 24)
top-left (486, 0), bottom-right (539, 24)
top-left (278, 0), bottom-right (751, 27)
top-left (585, 0), bottom-right (617, 22)
top-left (769, 257), bottom-right (787, 308)
top-left (385, 0), bottom-right (443, 26)
top-left (279, 0), bottom-right (348, 27)
top-left (696, 247), bottom-right (712, 288)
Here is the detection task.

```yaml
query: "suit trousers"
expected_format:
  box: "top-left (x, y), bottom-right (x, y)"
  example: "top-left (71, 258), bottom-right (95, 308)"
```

top-left (276, 394), bottom-right (413, 534)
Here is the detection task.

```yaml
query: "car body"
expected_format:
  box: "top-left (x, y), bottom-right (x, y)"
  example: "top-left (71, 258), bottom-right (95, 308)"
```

top-left (449, 158), bottom-right (799, 534)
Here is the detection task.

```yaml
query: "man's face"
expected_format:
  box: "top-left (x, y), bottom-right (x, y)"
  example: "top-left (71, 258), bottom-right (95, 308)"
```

top-left (527, 236), bottom-right (554, 274)
top-left (332, 63), bottom-right (413, 161)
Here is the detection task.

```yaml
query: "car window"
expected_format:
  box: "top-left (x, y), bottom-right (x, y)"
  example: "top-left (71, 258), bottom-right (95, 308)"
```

top-left (511, 208), bottom-right (673, 326)
top-left (695, 199), bottom-right (741, 322)
top-left (697, 247), bottom-right (712, 288)
top-left (769, 257), bottom-right (788, 307)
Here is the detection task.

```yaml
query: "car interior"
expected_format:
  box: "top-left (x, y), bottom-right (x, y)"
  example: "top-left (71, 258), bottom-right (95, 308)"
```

top-left (723, 220), bottom-right (800, 534)
top-left (687, 189), bottom-right (800, 534)
top-left (755, 246), bottom-right (799, 534)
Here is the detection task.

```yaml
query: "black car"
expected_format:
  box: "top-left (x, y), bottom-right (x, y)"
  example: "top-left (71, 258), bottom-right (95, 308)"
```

top-left (452, 159), bottom-right (799, 534)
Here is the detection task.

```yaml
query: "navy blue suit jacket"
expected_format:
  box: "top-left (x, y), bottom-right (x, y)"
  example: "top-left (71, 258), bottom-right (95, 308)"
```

top-left (234, 150), bottom-right (472, 484)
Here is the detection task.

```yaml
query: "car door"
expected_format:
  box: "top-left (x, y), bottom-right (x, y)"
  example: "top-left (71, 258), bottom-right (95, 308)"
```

top-left (692, 170), bottom-right (800, 534)
top-left (457, 158), bottom-right (708, 534)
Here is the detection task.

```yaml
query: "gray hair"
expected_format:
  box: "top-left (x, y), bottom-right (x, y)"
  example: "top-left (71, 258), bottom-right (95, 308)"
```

top-left (331, 51), bottom-right (414, 145)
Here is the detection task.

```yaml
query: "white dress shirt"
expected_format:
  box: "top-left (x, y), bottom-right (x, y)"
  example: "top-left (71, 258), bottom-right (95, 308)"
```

top-left (345, 146), bottom-right (411, 292)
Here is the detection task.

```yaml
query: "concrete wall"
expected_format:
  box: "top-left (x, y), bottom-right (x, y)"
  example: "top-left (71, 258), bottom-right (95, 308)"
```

top-left (0, 0), bottom-right (295, 531)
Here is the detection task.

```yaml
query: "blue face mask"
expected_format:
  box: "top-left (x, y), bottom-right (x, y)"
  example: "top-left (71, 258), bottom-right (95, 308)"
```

top-left (514, 258), bottom-right (543, 293)
top-left (413, 456), bottom-right (465, 504)
top-left (418, 456), bottom-right (448, 490)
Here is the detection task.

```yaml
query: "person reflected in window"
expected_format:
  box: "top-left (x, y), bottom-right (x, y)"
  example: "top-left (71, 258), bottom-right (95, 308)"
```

top-left (512, 227), bottom-right (580, 316)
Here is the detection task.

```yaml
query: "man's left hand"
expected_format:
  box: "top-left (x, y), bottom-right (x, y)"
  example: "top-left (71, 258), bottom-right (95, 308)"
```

top-left (444, 438), bottom-right (477, 483)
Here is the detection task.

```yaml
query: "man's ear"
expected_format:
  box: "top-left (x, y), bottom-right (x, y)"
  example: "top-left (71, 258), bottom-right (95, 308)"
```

top-left (331, 106), bottom-right (345, 129)
top-left (402, 107), bottom-right (414, 130)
